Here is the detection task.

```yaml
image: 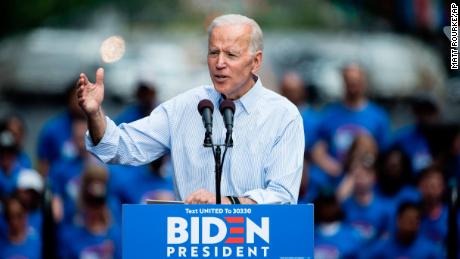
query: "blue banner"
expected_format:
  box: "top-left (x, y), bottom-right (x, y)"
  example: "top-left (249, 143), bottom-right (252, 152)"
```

top-left (123, 204), bottom-right (314, 259)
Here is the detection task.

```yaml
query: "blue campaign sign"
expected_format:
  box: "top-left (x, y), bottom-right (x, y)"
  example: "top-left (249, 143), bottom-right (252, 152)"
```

top-left (123, 204), bottom-right (314, 259)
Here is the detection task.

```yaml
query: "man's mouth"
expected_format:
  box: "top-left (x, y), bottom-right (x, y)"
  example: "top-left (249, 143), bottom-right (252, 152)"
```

top-left (214, 75), bottom-right (228, 82)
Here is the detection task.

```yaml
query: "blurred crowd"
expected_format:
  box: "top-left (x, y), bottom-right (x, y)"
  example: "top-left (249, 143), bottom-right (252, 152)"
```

top-left (0, 82), bottom-right (175, 258)
top-left (285, 63), bottom-right (459, 259)
top-left (0, 62), bottom-right (458, 259)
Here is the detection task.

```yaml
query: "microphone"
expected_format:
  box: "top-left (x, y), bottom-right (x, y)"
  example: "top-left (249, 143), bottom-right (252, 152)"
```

top-left (197, 99), bottom-right (214, 147)
top-left (219, 100), bottom-right (235, 146)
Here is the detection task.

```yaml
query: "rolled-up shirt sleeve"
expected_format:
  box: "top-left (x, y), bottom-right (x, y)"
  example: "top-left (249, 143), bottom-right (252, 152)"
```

top-left (242, 114), bottom-right (305, 204)
top-left (85, 104), bottom-right (171, 166)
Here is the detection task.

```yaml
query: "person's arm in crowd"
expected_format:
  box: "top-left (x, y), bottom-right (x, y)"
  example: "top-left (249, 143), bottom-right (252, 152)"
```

top-left (77, 68), bottom-right (169, 165)
top-left (336, 172), bottom-right (355, 202)
top-left (311, 140), bottom-right (342, 177)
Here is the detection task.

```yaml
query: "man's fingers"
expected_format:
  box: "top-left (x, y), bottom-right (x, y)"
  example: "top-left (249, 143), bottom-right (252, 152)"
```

top-left (80, 73), bottom-right (89, 85)
top-left (96, 67), bottom-right (104, 85)
top-left (185, 189), bottom-right (216, 204)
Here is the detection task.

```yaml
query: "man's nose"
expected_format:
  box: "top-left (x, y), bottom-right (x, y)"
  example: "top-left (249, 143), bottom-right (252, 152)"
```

top-left (216, 53), bottom-right (226, 69)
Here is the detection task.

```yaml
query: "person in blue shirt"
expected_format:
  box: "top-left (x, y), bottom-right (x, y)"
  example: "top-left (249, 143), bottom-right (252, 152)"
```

top-left (36, 85), bottom-right (86, 175)
top-left (50, 118), bottom-right (120, 225)
top-left (375, 147), bottom-right (420, 206)
top-left (336, 136), bottom-right (391, 242)
top-left (58, 165), bottom-right (121, 259)
top-left (417, 166), bottom-right (448, 252)
top-left (77, 14), bottom-right (304, 204)
top-left (0, 130), bottom-right (24, 198)
top-left (49, 118), bottom-right (95, 224)
top-left (279, 71), bottom-right (320, 203)
top-left (110, 155), bottom-right (175, 205)
top-left (314, 192), bottom-right (364, 259)
top-left (115, 82), bottom-right (158, 125)
top-left (15, 168), bottom-right (44, 235)
top-left (1, 114), bottom-right (32, 168)
top-left (393, 96), bottom-right (440, 174)
top-left (361, 202), bottom-right (443, 258)
top-left (312, 63), bottom-right (390, 191)
top-left (0, 196), bottom-right (41, 259)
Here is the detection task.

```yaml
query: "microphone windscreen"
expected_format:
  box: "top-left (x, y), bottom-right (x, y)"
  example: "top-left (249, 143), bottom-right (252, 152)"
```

top-left (219, 99), bottom-right (235, 114)
top-left (197, 99), bottom-right (214, 114)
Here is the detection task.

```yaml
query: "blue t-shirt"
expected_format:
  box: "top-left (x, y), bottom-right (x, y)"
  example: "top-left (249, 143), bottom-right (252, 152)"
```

top-left (393, 125), bottom-right (432, 173)
top-left (18, 151), bottom-right (32, 169)
top-left (420, 205), bottom-right (448, 249)
top-left (0, 227), bottom-right (42, 259)
top-left (59, 224), bottom-right (121, 259)
top-left (375, 185), bottom-right (421, 233)
top-left (315, 223), bottom-right (364, 259)
top-left (36, 112), bottom-right (77, 167)
top-left (49, 157), bottom-right (84, 224)
top-left (109, 164), bottom-right (175, 204)
top-left (317, 102), bottom-right (390, 161)
top-left (341, 194), bottom-right (391, 241)
top-left (50, 157), bottom-right (121, 225)
top-left (115, 104), bottom-right (145, 125)
top-left (362, 235), bottom-right (443, 259)
top-left (299, 105), bottom-right (320, 152)
top-left (0, 162), bottom-right (23, 197)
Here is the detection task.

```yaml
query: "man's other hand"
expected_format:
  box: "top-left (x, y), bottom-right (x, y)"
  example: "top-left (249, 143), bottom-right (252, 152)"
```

top-left (185, 189), bottom-right (231, 204)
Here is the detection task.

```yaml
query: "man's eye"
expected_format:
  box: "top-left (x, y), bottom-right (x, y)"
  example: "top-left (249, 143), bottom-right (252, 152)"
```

top-left (209, 51), bottom-right (218, 55)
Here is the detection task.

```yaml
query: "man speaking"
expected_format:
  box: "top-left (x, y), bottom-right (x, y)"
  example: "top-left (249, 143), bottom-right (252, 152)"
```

top-left (76, 14), bottom-right (304, 204)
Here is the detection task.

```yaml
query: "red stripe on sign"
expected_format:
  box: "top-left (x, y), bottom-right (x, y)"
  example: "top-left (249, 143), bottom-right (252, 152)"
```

top-left (225, 237), bottom-right (245, 244)
top-left (229, 227), bottom-right (244, 234)
top-left (224, 217), bottom-right (244, 223)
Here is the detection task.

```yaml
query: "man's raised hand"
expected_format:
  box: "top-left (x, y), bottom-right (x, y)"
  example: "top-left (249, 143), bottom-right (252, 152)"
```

top-left (77, 68), bottom-right (105, 117)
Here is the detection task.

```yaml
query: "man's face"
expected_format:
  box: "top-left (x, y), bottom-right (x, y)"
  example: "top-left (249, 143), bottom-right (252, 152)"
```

top-left (397, 207), bottom-right (420, 240)
top-left (419, 172), bottom-right (444, 203)
top-left (351, 164), bottom-right (375, 193)
top-left (342, 65), bottom-right (366, 99)
top-left (207, 24), bottom-right (262, 99)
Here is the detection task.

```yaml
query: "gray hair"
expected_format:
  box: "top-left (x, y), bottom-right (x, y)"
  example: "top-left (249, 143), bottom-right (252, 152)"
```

top-left (207, 14), bottom-right (263, 54)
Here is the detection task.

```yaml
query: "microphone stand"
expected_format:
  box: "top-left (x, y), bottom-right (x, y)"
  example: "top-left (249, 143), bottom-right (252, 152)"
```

top-left (205, 133), bottom-right (232, 204)
top-left (215, 146), bottom-right (222, 204)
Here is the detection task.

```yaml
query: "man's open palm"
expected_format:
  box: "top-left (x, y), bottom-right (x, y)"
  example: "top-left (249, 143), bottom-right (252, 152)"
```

top-left (77, 68), bottom-right (105, 116)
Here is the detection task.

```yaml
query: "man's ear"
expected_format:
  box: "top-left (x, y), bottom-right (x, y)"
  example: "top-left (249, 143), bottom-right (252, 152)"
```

top-left (251, 51), bottom-right (263, 74)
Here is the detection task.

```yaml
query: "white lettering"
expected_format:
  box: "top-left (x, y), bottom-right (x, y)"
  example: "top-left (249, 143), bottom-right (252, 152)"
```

top-left (202, 246), bottom-right (210, 257)
top-left (166, 247), bottom-right (175, 257)
top-left (223, 247), bottom-right (232, 257)
top-left (178, 247), bottom-right (186, 257)
top-left (165, 246), bottom-right (270, 257)
top-left (236, 246), bottom-right (244, 257)
top-left (246, 217), bottom-right (270, 244)
top-left (202, 217), bottom-right (227, 244)
top-left (190, 246), bottom-right (198, 257)
top-left (191, 217), bottom-right (199, 244)
top-left (167, 217), bottom-right (188, 244)
top-left (248, 246), bottom-right (257, 257)
top-left (262, 246), bottom-right (270, 257)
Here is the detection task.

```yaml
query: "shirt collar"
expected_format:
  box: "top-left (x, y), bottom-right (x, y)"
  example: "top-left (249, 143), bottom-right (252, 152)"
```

top-left (233, 74), bottom-right (263, 115)
top-left (211, 74), bottom-right (263, 115)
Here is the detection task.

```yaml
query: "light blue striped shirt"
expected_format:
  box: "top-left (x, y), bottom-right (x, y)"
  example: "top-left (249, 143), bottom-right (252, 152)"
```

top-left (86, 78), bottom-right (305, 204)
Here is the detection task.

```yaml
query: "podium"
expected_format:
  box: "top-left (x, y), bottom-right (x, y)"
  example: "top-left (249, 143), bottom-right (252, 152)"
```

top-left (123, 204), bottom-right (314, 259)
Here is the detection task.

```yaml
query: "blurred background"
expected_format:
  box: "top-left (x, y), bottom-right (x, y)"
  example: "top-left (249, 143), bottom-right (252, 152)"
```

top-left (0, 0), bottom-right (458, 258)
top-left (0, 0), bottom-right (458, 155)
